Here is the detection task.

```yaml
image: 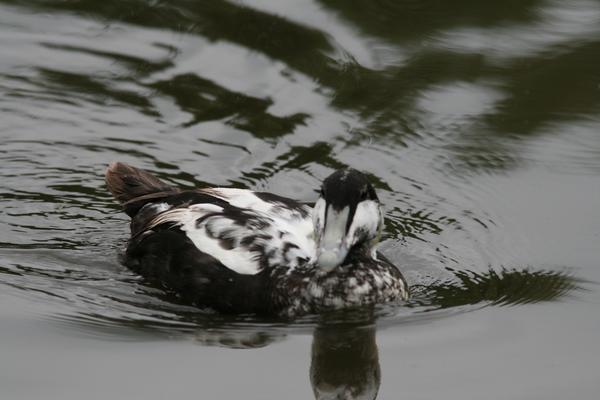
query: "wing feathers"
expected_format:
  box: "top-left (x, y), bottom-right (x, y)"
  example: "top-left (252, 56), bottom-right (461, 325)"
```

top-left (139, 194), bottom-right (315, 275)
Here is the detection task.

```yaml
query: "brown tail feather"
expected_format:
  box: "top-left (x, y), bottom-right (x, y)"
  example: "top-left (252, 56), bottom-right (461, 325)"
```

top-left (105, 162), bottom-right (176, 205)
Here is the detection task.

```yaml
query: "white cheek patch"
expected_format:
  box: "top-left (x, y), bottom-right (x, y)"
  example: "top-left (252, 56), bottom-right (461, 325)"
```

top-left (346, 200), bottom-right (381, 246)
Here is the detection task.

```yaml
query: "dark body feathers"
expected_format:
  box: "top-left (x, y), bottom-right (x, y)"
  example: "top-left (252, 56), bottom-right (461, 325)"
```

top-left (126, 227), bottom-right (268, 314)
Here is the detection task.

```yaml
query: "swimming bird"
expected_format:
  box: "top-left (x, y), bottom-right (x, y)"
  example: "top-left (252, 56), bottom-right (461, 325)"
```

top-left (105, 162), bottom-right (408, 317)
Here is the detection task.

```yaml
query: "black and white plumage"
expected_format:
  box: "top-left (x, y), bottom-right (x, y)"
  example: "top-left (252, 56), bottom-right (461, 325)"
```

top-left (106, 162), bottom-right (408, 317)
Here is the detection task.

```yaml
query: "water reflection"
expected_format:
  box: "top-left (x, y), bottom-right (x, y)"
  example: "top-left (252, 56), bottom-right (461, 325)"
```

top-left (0, 249), bottom-right (578, 400)
top-left (150, 73), bottom-right (309, 135)
top-left (182, 264), bottom-right (578, 400)
top-left (0, 0), bottom-right (598, 397)
top-left (420, 267), bottom-right (579, 307)
top-left (185, 318), bottom-right (381, 399)
top-left (311, 321), bottom-right (379, 400)
top-left (3, 0), bottom-right (600, 180)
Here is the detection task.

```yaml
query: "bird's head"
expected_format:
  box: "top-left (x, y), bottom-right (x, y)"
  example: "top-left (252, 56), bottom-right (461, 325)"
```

top-left (313, 169), bottom-right (383, 271)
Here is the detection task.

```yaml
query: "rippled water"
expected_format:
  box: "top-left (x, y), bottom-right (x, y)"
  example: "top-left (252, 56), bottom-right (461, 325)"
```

top-left (1, 1), bottom-right (599, 399)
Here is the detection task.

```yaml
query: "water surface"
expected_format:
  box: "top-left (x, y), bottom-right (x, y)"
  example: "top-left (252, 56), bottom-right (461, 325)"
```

top-left (1, 1), bottom-right (599, 399)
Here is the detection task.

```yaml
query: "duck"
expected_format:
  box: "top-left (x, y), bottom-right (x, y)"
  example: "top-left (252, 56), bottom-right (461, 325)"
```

top-left (105, 162), bottom-right (408, 317)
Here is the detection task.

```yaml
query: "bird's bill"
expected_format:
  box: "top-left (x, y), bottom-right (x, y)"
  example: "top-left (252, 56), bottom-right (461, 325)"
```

top-left (316, 205), bottom-right (350, 271)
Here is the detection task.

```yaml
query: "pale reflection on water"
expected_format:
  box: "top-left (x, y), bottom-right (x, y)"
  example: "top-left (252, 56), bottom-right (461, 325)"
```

top-left (0, 0), bottom-right (599, 399)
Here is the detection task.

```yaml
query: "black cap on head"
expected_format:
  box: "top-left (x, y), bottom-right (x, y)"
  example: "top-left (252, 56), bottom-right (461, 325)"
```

top-left (320, 169), bottom-right (378, 211)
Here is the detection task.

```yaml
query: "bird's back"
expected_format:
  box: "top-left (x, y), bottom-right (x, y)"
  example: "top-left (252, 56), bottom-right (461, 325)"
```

top-left (106, 162), bottom-right (317, 313)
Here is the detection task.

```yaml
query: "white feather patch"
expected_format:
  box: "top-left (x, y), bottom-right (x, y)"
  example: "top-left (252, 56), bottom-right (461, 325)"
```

top-left (346, 200), bottom-right (381, 247)
top-left (207, 188), bottom-right (310, 221)
top-left (146, 190), bottom-right (316, 275)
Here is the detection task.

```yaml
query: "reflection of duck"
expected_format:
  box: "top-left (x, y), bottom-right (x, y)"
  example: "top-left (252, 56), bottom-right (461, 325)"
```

top-left (187, 319), bottom-right (381, 399)
top-left (106, 162), bottom-right (408, 317)
top-left (311, 323), bottom-right (380, 400)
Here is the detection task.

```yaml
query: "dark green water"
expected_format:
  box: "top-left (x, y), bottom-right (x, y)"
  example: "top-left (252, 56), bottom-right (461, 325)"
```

top-left (1, 1), bottom-right (599, 399)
